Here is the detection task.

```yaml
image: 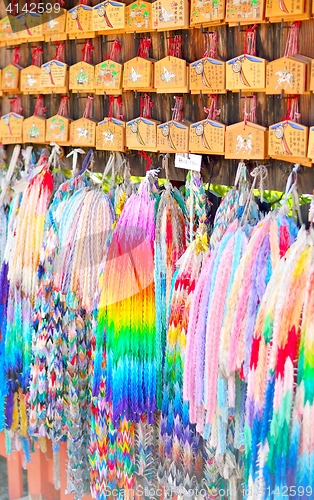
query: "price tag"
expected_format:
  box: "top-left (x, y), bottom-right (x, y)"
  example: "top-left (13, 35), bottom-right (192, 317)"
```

top-left (175, 153), bottom-right (202, 172)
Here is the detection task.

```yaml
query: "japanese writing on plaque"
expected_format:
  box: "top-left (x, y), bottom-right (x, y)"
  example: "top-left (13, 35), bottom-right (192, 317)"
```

top-left (0, 113), bottom-right (23, 144)
top-left (96, 118), bottom-right (125, 151)
top-left (155, 56), bottom-right (187, 90)
top-left (189, 119), bottom-right (225, 154)
top-left (226, 55), bottom-right (266, 91)
top-left (126, 118), bottom-right (158, 151)
top-left (157, 121), bottom-right (189, 153)
top-left (225, 0), bottom-right (264, 23)
top-left (190, 0), bottom-right (225, 25)
top-left (269, 121), bottom-right (308, 157)
top-left (93, 1), bottom-right (125, 32)
top-left (266, 57), bottom-right (306, 94)
top-left (71, 118), bottom-right (96, 147)
top-left (266, 0), bottom-right (305, 17)
top-left (225, 122), bottom-right (266, 159)
top-left (190, 58), bottom-right (225, 93)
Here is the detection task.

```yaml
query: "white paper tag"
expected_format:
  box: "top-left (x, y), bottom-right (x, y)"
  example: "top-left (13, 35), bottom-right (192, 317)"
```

top-left (175, 153), bottom-right (202, 172)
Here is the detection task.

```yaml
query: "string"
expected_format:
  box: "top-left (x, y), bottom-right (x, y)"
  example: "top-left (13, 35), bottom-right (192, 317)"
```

top-left (203, 32), bottom-right (218, 59)
top-left (12, 47), bottom-right (20, 66)
top-left (83, 96), bottom-right (94, 119)
top-left (241, 164), bottom-right (268, 225)
top-left (137, 37), bottom-right (152, 59)
top-left (283, 95), bottom-right (300, 122)
top-left (108, 96), bottom-right (124, 121)
top-left (33, 96), bottom-right (46, 118)
top-left (54, 42), bottom-right (65, 63)
top-left (57, 96), bottom-right (69, 117)
top-left (243, 96), bottom-right (256, 125)
top-left (284, 21), bottom-right (301, 57)
top-left (82, 41), bottom-right (94, 64)
top-left (204, 95), bottom-right (220, 121)
top-left (140, 94), bottom-right (153, 119)
top-left (31, 46), bottom-right (43, 67)
top-left (171, 96), bottom-right (184, 122)
top-left (109, 40), bottom-right (121, 62)
top-left (138, 150), bottom-right (152, 171)
top-left (9, 96), bottom-right (23, 115)
top-left (244, 25), bottom-right (257, 56)
top-left (168, 35), bottom-right (182, 58)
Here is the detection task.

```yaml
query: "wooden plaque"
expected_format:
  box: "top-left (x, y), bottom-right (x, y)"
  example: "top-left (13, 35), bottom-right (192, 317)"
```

top-left (46, 115), bottom-right (71, 145)
top-left (152, 0), bottom-right (189, 30)
top-left (307, 126), bottom-right (314, 161)
top-left (43, 9), bottom-right (67, 41)
top-left (15, 13), bottom-right (43, 41)
top-left (225, 121), bottom-right (267, 159)
top-left (266, 57), bottom-right (306, 94)
top-left (266, 0), bottom-right (305, 19)
top-left (0, 113), bottom-right (24, 145)
top-left (155, 56), bottom-right (188, 93)
top-left (225, 0), bottom-right (265, 24)
top-left (70, 118), bottom-right (96, 147)
top-left (126, 117), bottom-right (159, 151)
top-left (96, 118), bottom-right (125, 151)
top-left (268, 120), bottom-right (308, 158)
top-left (0, 17), bottom-right (16, 47)
top-left (66, 5), bottom-right (94, 39)
top-left (123, 57), bottom-right (154, 90)
top-left (157, 120), bottom-right (190, 153)
top-left (93, 1), bottom-right (125, 33)
top-left (226, 55), bottom-right (266, 91)
top-left (40, 60), bottom-right (67, 90)
top-left (2, 64), bottom-right (21, 93)
top-left (125, 1), bottom-right (153, 32)
top-left (190, 57), bottom-right (226, 94)
top-left (189, 119), bottom-right (225, 154)
top-left (20, 65), bottom-right (41, 94)
top-left (95, 60), bottom-right (123, 94)
top-left (190, 0), bottom-right (225, 26)
top-left (69, 62), bottom-right (95, 93)
top-left (23, 116), bottom-right (46, 144)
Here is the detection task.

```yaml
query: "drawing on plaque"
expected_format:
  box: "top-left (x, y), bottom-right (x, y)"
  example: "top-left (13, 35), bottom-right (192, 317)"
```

top-left (194, 123), bottom-right (211, 149)
top-left (160, 122), bottom-right (186, 149)
top-left (129, 67), bottom-right (142, 82)
top-left (130, 120), bottom-right (145, 145)
top-left (232, 59), bottom-right (250, 87)
top-left (26, 74), bottom-right (37, 87)
top-left (4, 116), bottom-right (12, 135)
top-left (98, 63), bottom-right (118, 86)
top-left (275, 67), bottom-right (294, 90)
top-left (103, 129), bottom-right (115, 144)
top-left (160, 66), bottom-right (176, 83)
top-left (272, 123), bottom-right (292, 155)
top-left (227, 0), bottom-right (260, 19)
top-left (279, 0), bottom-right (289, 13)
top-left (76, 68), bottom-right (89, 85)
top-left (4, 67), bottom-right (16, 88)
top-left (50, 118), bottom-right (66, 141)
top-left (159, 5), bottom-right (177, 22)
top-left (77, 126), bottom-right (89, 141)
top-left (29, 123), bottom-right (40, 139)
top-left (96, 2), bottom-right (114, 28)
top-left (193, 60), bottom-right (211, 86)
top-left (129, 3), bottom-right (150, 28)
top-left (193, 0), bottom-right (220, 20)
top-left (236, 132), bottom-right (253, 155)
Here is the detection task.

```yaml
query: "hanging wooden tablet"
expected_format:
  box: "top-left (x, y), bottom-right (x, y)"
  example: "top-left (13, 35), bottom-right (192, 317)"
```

top-left (70, 96), bottom-right (96, 147)
top-left (20, 46), bottom-right (43, 94)
top-left (66, 3), bottom-right (95, 39)
top-left (152, 0), bottom-right (189, 30)
top-left (226, 0), bottom-right (265, 25)
top-left (70, 40), bottom-right (95, 93)
top-left (95, 40), bottom-right (123, 95)
top-left (123, 37), bottom-right (155, 91)
top-left (266, 57), bottom-right (306, 94)
top-left (126, 94), bottom-right (159, 151)
top-left (292, 54), bottom-right (312, 93)
top-left (2, 48), bottom-right (21, 94)
top-left (307, 126), bottom-right (314, 162)
top-left (155, 36), bottom-right (189, 93)
top-left (189, 97), bottom-right (225, 154)
top-left (0, 71), bottom-right (2, 97)
top-left (225, 96), bottom-right (267, 159)
top-left (266, 0), bottom-right (305, 20)
top-left (96, 96), bottom-right (125, 151)
top-left (268, 97), bottom-right (309, 164)
top-left (43, 4), bottom-right (67, 42)
top-left (0, 16), bottom-right (17, 47)
top-left (40, 42), bottom-right (68, 94)
top-left (190, 0), bottom-right (225, 27)
top-left (125, 1), bottom-right (153, 33)
top-left (226, 26), bottom-right (266, 92)
top-left (157, 96), bottom-right (190, 153)
top-left (93, 0), bottom-right (125, 34)
top-left (15, 12), bottom-right (43, 41)
top-left (46, 96), bottom-right (71, 145)
top-left (190, 33), bottom-right (226, 94)
top-left (23, 96), bottom-right (46, 144)
top-left (0, 96), bottom-right (24, 145)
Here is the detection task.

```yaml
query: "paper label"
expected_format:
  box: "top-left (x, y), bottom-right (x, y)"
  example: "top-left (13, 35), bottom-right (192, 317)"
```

top-left (175, 153), bottom-right (202, 172)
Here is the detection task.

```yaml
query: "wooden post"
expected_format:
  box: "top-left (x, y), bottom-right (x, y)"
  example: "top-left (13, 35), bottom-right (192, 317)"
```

top-left (26, 443), bottom-right (59, 500)
top-left (7, 452), bottom-right (24, 500)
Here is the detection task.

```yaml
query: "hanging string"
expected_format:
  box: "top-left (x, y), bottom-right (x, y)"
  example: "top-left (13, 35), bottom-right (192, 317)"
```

top-left (109, 40), bottom-right (121, 62)
top-left (241, 164), bottom-right (268, 225)
top-left (171, 96), bottom-right (184, 122)
top-left (140, 94), bottom-right (153, 119)
top-left (66, 148), bottom-right (85, 177)
top-left (54, 42), bottom-right (65, 63)
top-left (108, 96), bottom-right (124, 121)
top-left (284, 95), bottom-right (301, 122)
top-left (138, 150), bottom-right (152, 171)
top-left (204, 95), bottom-right (220, 121)
top-left (137, 37), bottom-right (152, 59)
top-left (283, 21), bottom-right (301, 57)
top-left (9, 96), bottom-right (23, 115)
top-left (57, 96), bottom-right (69, 117)
top-left (82, 40), bottom-right (94, 64)
top-left (203, 32), bottom-right (218, 59)
top-left (31, 46), bottom-right (43, 67)
top-left (243, 95), bottom-right (256, 125)
top-left (82, 96), bottom-right (94, 119)
top-left (168, 35), bottom-right (182, 59)
top-left (33, 96), bottom-right (46, 118)
top-left (12, 47), bottom-right (20, 66)
top-left (244, 24), bottom-right (257, 56)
